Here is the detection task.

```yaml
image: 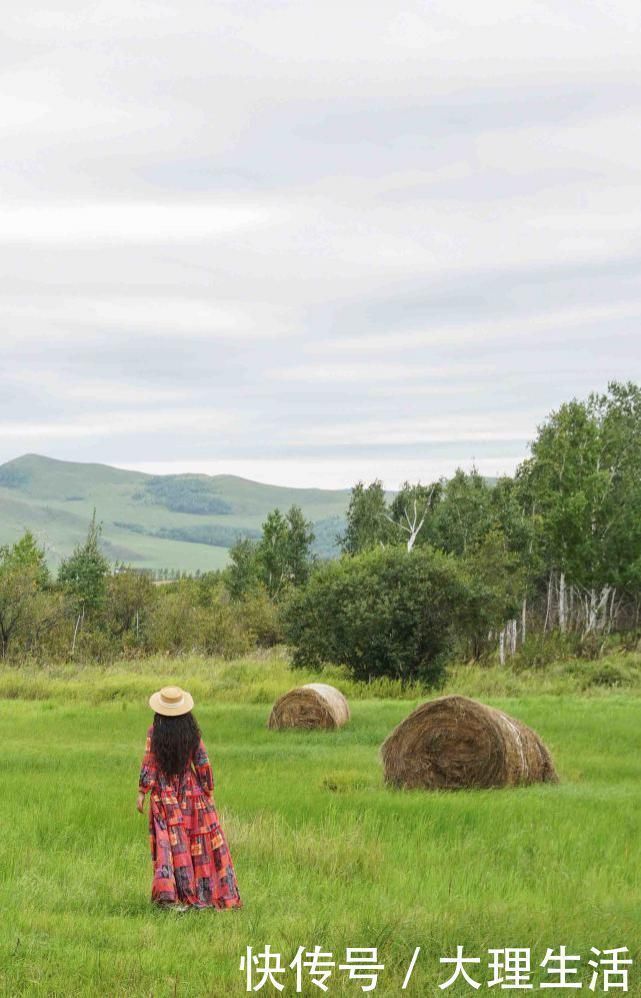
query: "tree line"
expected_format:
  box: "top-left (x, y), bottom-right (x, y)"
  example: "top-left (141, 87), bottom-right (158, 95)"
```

top-left (1, 382), bottom-right (640, 682)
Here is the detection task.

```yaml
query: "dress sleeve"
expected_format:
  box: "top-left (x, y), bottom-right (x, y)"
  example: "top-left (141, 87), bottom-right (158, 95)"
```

top-left (193, 737), bottom-right (214, 798)
top-left (138, 727), bottom-right (157, 795)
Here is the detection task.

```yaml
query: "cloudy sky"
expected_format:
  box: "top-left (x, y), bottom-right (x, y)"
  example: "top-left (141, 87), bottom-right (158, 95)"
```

top-left (2, 1), bottom-right (640, 488)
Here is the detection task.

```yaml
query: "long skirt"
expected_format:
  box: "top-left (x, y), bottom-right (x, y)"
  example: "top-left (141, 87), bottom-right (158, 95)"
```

top-left (148, 787), bottom-right (242, 909)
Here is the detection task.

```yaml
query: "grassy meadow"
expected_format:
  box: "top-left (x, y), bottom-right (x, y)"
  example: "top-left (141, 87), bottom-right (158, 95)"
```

top-left (1, 651), bottom-right (641, 996)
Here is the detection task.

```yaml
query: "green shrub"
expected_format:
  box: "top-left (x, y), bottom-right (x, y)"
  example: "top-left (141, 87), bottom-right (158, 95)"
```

top-left (237, 589), bottom-right (284, 647)
top-left (72, 625), bottom-right (119, 664)
top-left (576, 631), bottom-right (609, 660)
top-left (282, 545), bottom-right (467, 685)
top-left (145, 589), bottom-right (202, 653)
top-left (513, 632), bottom-right (581, 670)
top-left (587, 660), bottom-right (633, 687)
top-left (197, 603), bottom-right (254, 659)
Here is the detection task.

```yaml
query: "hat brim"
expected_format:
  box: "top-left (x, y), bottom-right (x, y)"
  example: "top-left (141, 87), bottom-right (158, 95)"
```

top-left (149, 690), bottom-right (194, 716)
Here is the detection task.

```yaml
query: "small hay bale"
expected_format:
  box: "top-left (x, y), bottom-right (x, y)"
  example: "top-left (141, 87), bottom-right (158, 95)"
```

top-left (268, 683), bottom-right (350, 731)
top-left (381, 694), bottom-right (557, 790)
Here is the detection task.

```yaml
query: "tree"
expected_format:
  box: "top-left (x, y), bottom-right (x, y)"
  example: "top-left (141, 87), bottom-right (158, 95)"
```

top-left (58, 511), bottom-right (110, 620)
top-left (105, 569), bottom-right (156, 638)
top-left (519, 381), bottom-right (641, 633)
top-left (0, 531), bottom-right (49, 657)
top-left (259, 509), bottom-right (291, 597)
top-left (226, 506), bottom-right (315, 600)
top-left (226, 538), bottom-right (262, 600)
top-left (282, 505), bottom-right (315, 587)
top-left (258, 506), bottom-right (315, 598)
top-left (489, 473), bottom-right (542, 644)
top-left (283, 545), bottom-right (468, 685)
top-left (457, 530), bottom-right (526, 660)
top-left (339, 480), bottom-right (396, 554)
top-left (0, 530), bottom-right (49, 586)
top-left (387, 480), bottom-right (442, 551)
top-left (430, 468), bottom-right (494, 556)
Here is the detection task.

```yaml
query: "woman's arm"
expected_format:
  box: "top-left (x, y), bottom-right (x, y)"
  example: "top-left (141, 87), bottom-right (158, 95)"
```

top-left (193, 738), bottom-right (214, 798)
top-left (137, 728), bottom-right (157, 811)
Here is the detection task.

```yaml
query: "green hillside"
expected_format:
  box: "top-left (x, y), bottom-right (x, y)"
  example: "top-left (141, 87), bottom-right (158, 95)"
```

top-left (0, 454), bottom-right (351, 573)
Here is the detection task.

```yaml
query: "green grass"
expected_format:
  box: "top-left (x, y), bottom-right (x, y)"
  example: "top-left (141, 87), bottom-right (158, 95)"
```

top-left (2, 654), bottom-right (641, 996)
top-left (2, 648), bottom-right (641, 705)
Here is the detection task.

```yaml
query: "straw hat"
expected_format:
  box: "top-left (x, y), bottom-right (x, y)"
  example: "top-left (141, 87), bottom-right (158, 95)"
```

top-left (149, 685), bottom-right (194, 716)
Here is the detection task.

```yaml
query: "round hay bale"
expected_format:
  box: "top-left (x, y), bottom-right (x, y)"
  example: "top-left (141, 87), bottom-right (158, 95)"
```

top-left (381, 694), bottom-right (557, 790)
top-left (268, 683), bottom-right (350, 731)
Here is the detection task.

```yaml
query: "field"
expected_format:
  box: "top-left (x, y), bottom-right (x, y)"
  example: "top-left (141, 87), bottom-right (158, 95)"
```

top-left (1, 653), bottom-right (641, 996)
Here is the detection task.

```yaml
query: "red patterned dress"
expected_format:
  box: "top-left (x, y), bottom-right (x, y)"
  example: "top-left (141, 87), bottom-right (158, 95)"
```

top-left (138, 726), bottom-right (242, 909)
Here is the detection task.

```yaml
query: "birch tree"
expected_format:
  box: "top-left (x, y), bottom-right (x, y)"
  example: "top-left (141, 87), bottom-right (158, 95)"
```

top-left (387, 480), bottom-right (442, 551)
top-left (520, 381), bottom-right (641, 634)
top-left (430, 468), bottom-right (493, 556)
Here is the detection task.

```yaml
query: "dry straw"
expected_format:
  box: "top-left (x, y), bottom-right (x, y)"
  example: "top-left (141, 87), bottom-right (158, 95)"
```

top-left (381, 694), bottom-right (558, 790)
top-left (268, 683), bottom-right (350, 730)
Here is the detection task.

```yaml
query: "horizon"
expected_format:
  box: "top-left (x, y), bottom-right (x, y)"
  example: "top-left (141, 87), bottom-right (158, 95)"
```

top-left (1, 450), bottom-right (506, 492)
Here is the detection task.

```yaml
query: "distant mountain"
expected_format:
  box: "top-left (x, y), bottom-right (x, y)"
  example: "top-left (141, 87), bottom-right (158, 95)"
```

top-left (0, 454), bottom-right (351, 572)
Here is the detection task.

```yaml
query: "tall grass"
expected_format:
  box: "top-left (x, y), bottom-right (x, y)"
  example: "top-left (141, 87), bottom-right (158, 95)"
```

top-left (2, 647), bottom-right (641, 707)
top-left (1, 653), bottom-right (641, 994)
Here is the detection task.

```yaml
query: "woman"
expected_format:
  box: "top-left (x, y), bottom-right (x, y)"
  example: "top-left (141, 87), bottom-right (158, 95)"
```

top-left (137, 685), bottom-right (242, 910)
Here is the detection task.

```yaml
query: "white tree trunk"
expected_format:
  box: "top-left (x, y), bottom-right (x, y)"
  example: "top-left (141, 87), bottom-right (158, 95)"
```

top-left (587, 588), bottom-right (597, 633)
top-left (499, 629), bottom-right (506, 666)
top-left (597, 586), bottom-right (611, 633)
top-left (544, 573), bottom-right (553, 632)
top-left (569, 585), bottom-right (575, 631)
top-left (559, 572), bottom-right (566, 633)
top-left (521, 597), bottom-right (527, 644)
top-left (71, 611), bottom-right (82, 656)
top-left (509, 619), bottom-right (517, 655)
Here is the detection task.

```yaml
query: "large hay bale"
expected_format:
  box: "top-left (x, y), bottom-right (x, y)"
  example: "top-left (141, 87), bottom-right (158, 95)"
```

top-left (381, 694), bottom-right (557, 790)
top-left (268, 683), bottom-right (350, 730)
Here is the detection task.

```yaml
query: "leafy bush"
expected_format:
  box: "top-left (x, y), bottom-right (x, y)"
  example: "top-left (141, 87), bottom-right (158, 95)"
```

top-left (236, 589), bottom-right (284, 647)
top-left (144, 584), bottom-right (254, 658)
top-left (552, 655), bottom-right (641, 690)
top-left (283, 545), bottom-right (468, 685)
top-left (105, 570), bottom-right (156, 638)
top-left (576, 631), bottom-right (609, 660)
top-left (586, 660), bottom-right (634, 687)
top-left (71, 625), bottom-right (119, 665)
top-left (197, 603), bottom-right (254, 659)
top-left (144, 589), bottom-right (202, 654)
top-left (512, 632), bottom-right (580, 670)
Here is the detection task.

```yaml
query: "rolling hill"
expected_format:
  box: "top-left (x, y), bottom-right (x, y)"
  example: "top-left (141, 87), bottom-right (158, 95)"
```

top-left (0, 454), bottom-right (352, 573)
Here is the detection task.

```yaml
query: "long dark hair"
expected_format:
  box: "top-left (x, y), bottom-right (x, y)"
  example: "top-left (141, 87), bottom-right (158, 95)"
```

top-left (151, 711), bottom-right (201, 777)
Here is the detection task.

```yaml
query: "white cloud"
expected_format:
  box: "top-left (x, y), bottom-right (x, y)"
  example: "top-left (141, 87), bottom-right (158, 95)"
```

top-left (0, 296), bottom-right (296, 340)
top-left (0, 407), bottom-right (238, 440)
top-left (311, 301), bottom-right (641, 353)
top-left (0, 200), bottom-right (283, 244)
top-left (4, 370), bottom-right (189, 404)
top-left (0, 1), bottom-right (640, 482)
top-left (285, 413), bottom-right (539, 447)
top-left (266, 362), bottom-right (496, 384)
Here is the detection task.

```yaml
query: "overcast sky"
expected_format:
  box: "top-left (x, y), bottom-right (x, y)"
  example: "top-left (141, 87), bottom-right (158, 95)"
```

top-left (1, 1), bottom-right (640, 488)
